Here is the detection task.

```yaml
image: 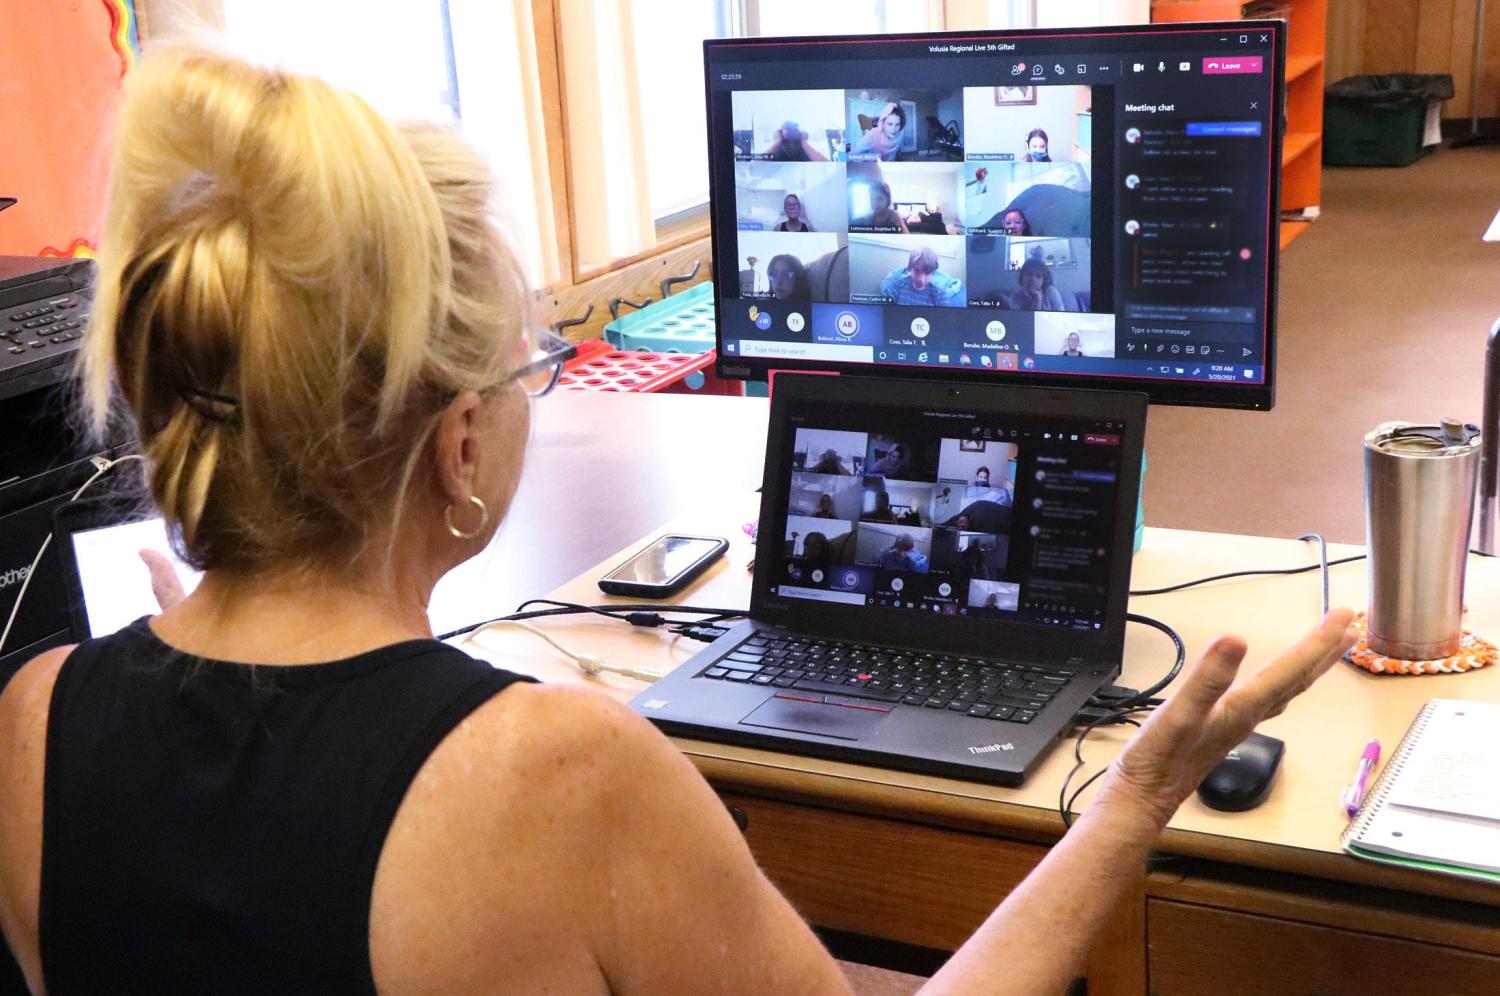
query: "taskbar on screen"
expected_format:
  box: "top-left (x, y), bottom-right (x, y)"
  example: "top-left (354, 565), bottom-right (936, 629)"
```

top-left (725, 337), bottom-right (1262, 384)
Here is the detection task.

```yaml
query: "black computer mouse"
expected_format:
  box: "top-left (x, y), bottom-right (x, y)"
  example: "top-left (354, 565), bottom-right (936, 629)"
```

top-left (1196, 732), bottom-right (1285, 812)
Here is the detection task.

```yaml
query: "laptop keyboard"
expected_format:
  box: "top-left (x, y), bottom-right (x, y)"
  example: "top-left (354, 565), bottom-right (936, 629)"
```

top-left (698, 632), bottom-right (1073, 723)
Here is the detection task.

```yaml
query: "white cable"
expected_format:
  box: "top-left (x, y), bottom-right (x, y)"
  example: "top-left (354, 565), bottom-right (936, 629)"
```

top-left (0, 454), bottom-right (145, 658)
top-left (464, 619), bottom-right (666, 682)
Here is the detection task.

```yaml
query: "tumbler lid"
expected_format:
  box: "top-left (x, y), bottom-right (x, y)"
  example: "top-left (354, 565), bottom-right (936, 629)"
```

top-left (1367, 420), bottom-right (1481, 455)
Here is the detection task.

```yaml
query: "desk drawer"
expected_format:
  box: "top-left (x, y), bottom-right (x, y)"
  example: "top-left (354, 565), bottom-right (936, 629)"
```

top-left (722, 792), bottom-right (1046, 950)
top-left (1148, 899), bottom-right (1500, 995)
top-left (720, 792), bottom-right (1147, 995)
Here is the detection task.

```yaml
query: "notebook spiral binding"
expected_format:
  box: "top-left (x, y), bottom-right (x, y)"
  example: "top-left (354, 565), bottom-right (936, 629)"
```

top-left (1340, 700), bottom-right (1437, 845)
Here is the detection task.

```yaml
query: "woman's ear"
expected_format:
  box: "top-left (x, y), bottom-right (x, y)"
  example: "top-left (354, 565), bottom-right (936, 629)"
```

top-left (432, 390), bottom-right (485, 505)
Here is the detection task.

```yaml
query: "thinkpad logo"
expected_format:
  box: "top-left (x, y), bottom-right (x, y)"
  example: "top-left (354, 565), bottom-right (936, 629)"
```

top-left (968, 742), bottom-right (1015, 755)
top-left (0, 566), bottom-right (31, 590)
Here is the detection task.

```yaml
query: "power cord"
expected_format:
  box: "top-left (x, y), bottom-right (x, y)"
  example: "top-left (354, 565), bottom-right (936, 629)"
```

top-left (1057, 612), bottom-right (1182, 828)
top-left (442, 598), bottom-right (751, 684)
top-left (1088, 612), bottom-right (1184, 712)
top-left (436, 599), bottom-right (746, 643)
top-left (463, 619), bottom-right (670, 682)
top-left (0, 454), bottom-right (144, 658)
top-left (1058, 704), bottom-right (1154, 829)
top-left (1131, 543), bottom-right (1495, 600)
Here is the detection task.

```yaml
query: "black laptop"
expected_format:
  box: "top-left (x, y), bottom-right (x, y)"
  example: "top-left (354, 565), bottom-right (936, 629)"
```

top-left (631, 374), bottom-right (1147, 786)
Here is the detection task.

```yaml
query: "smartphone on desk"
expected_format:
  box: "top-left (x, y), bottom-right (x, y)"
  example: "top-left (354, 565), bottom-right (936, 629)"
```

top-left (597, 534), bottom-right (729, 598)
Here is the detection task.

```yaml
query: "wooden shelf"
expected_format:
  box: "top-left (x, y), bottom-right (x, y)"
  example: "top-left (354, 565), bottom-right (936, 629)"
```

top-left (1154, 0), bottom-right (1327, 225)
top-left (1279, 219), bottom-right (1312, 249)
top-left (1286, 54), bottom-right (1323, 85)
top-left (1282, 131), bottom-right (1319, 166)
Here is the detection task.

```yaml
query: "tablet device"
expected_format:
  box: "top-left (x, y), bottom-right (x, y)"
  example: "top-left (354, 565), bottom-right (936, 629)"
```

top-left (52, 500), bottom-right (201, 641)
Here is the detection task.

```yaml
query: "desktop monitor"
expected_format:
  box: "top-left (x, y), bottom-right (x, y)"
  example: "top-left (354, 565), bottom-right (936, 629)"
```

top-left (705, 21), bottom-right (1285, 410)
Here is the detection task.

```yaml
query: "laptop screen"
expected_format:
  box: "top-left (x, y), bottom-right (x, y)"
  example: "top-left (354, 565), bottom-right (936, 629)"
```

top-left (765, 397), bottom-right (1127, 634)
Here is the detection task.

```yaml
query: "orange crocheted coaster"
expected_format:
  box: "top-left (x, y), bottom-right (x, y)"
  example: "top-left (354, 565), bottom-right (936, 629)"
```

top-left (1345, 611), bottom-right (1497, 675)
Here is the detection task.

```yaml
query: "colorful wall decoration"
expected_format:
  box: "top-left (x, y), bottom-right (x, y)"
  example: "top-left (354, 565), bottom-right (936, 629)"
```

top-left (0, 1), bottom-right (139, 257)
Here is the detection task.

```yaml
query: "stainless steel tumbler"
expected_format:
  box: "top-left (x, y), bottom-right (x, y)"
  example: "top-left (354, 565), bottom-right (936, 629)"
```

top-left (1365, 419), bottom-right (1481, 660)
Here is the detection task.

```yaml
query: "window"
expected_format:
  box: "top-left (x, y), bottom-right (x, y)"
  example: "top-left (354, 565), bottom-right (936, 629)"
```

top-left (148, 0), bottom-right (1040, 293)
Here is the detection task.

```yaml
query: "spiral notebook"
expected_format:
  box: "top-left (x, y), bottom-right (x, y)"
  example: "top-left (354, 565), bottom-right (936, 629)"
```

top-left (1341, 699), bottom-right (1500, 884)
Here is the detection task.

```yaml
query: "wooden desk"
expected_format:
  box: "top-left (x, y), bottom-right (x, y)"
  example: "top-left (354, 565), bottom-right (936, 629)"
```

top-left (463, 506), bottom-right (1500, 994)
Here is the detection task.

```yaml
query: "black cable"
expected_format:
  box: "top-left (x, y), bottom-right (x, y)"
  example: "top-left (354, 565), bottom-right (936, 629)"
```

top-left (1128, 554), bottom-right (1365, 597)
top-left (436, 599), bottom-right (747, 642)
top-left (514, 597), bottom-right (746, 622)
top-left (1132, 546), bottom-right (1496, 600)
top-left (1058, 708), bottom-right (1151, 829)
top-left (1088, 613), bottom-right (1184, 711)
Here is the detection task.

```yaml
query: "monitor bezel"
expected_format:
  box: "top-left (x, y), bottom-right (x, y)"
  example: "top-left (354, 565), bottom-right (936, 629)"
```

top-left (703, 20), bottom-right (1286, 412)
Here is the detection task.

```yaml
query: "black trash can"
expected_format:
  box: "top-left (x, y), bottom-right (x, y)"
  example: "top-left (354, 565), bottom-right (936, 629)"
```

top-left (1324, 73), bottom-right (1455, 166)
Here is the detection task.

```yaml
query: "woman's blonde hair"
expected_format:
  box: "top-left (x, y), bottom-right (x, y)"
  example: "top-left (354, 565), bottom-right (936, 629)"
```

top-left (83, 46), bottom-right (528, 571)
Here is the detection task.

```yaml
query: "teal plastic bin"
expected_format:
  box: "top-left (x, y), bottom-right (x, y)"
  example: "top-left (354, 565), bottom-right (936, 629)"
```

top-left (603, 281), bottom-right (716, 353)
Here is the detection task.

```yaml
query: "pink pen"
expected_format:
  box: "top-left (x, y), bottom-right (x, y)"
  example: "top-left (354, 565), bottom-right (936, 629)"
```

top-left (1341, 739), bottom-right (1381, 816)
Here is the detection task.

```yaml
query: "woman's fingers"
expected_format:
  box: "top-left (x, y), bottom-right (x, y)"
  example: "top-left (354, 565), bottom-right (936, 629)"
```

top-left (139, 548), bottom-right (186, 610)
top-left (1164, 635), bottom-right (1249, 726)
top-left (1233, 609), bottom-right (1356, 715)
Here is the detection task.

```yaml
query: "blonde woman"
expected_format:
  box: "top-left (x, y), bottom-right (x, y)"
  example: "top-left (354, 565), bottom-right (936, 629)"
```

top-left (0, 48), bottom-right (1356, 992)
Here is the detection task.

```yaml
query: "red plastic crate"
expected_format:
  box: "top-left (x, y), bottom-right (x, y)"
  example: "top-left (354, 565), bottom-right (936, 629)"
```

top-left (558, 340), bottom-right (742, 395)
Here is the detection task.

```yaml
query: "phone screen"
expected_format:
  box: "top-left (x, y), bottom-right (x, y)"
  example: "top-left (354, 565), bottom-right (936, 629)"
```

top-left (607, 536), bottom-right (723, 586)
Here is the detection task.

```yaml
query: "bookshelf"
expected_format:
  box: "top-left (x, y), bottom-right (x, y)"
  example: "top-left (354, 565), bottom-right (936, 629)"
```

top-left (1151, 0), bottom-right (1327, 248)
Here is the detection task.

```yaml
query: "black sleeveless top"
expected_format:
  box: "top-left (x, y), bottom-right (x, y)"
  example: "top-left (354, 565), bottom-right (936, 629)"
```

top-left (37, 617), bottom-right (534, 993)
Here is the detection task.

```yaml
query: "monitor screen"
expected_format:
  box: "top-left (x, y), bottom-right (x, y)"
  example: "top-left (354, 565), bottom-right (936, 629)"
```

top-left (705, 21), bottom-right (1284, 409)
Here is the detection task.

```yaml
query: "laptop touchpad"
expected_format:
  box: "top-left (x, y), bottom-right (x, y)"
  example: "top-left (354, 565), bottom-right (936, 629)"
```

top-left (740, 693), bottom-right (892, 741)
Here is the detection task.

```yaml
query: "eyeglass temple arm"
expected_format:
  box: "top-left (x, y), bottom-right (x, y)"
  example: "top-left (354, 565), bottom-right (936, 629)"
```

top-left (1477, 317), bottom-right (1500, 554)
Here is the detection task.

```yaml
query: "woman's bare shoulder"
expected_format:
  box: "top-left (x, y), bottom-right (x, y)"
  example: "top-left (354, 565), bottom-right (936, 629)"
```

top-left (0, 646), bottom-right (73, 747)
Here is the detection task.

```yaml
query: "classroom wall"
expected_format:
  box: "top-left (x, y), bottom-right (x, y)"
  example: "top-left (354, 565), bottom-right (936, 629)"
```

top-left (1328, 0), bottom-right (1500, 119)
top-left (0, 0), bottom-right (137, 255)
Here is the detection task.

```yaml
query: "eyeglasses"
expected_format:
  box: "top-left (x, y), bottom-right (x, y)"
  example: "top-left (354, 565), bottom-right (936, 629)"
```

top-left (496, 327), bottom-right (577, 398)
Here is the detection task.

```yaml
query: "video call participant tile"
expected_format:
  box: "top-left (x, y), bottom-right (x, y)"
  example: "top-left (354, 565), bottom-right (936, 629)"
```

top-left (792, 427), bottom-right (868, 476)
top-left (930, 528), bottom-right (1010, 579)
top-left (784, 515), bottom-right (857, 567)
top-left (845, 87), bottom-right (965, 163)
top-left (968, 235), bottom-right (1093, 314)
top-left (734, 161), bottom-right (849, 234)
top-left (1035, 312), bottom-right (1116, 358)
top-left (853, 520), bottom-right (934, 574)
top-left (733, 89), bottom-right (846, 162)
top-left (963, 84), bottom-right (1093, 164)
top-left (964, 162), bottom-right (1093, 238)
top-left (809, 303), bottom-right (884, 348)
top-left (863, 432), bottom-right (940, 482)
top-left (847, 233), bottom-right (966, 308)
top-left (968, 578), bottom-right (1021, 612)
top-left (789, 471), bottom-right (863, 521)
top-left (860, 477), bottom-right (937, 528)
top-left (846, 162), bottom-right (965, 235)
top-left (736, 230), bottom-right (845, 304)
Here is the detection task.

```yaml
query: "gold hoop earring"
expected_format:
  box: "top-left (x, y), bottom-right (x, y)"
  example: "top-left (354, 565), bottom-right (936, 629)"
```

top-left (445, 495), bottom-right (489, 540)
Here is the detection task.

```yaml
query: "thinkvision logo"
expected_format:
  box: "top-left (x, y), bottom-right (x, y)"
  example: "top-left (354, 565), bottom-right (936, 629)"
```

top-left (0, 566), bottom-right (31, 590)
top-left (967, 742), bottom-right (1015, 755)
